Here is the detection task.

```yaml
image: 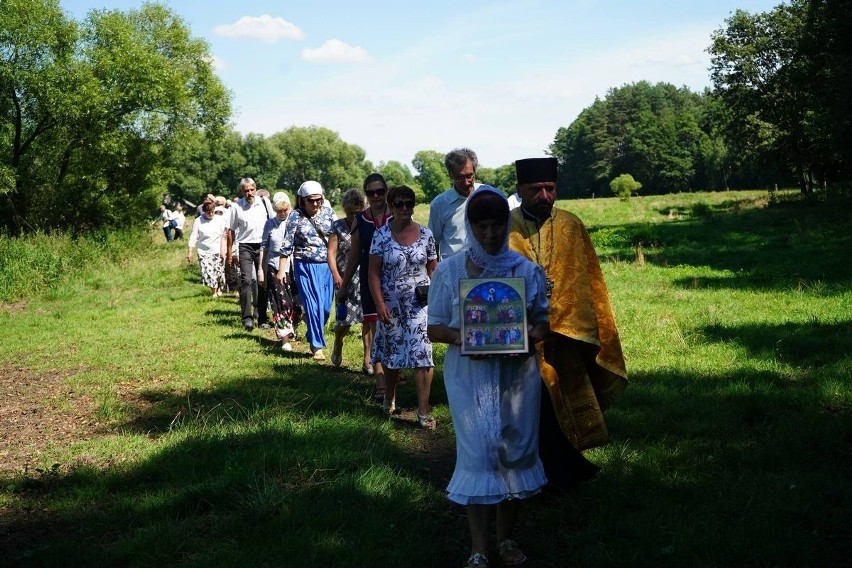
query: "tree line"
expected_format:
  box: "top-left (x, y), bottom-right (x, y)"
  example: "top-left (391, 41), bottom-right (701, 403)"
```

top-left (2, 0), bottom-right (848, 235)
top-left (552, 0), bottom-right (851, 198)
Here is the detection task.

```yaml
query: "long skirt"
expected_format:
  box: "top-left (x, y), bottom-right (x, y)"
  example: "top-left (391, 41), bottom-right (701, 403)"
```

top-left (294, 259), bottom-right (333, 350)
top-left (198, 253), bottom-right (224, 289)
top-left (266, 264), bottom-right (300, 340)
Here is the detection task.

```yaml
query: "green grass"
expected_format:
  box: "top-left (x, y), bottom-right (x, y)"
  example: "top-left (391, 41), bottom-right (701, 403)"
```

top-left (1, 189), bottom-right (850, 567)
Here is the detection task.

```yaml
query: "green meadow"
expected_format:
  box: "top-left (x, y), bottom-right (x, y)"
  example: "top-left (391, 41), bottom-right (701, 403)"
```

top-left (1, 189), bottom-right (849, 567)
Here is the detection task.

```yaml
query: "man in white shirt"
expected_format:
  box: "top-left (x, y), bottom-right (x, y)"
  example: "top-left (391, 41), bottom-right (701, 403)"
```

top-left (227, 177), bottom-right (273, 331)
top-left (427, 148), bottom-right (479, 260)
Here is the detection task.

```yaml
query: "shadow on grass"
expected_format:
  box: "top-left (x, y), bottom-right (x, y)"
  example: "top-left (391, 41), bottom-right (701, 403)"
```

top-left (1, 363), bottom-right (465, 567)
top-left (701, 319), bottom-right (852, 370)
top-left (594, 198), bottom-right (852, 292)
top-left (542, 363), bottom-right (851, 567)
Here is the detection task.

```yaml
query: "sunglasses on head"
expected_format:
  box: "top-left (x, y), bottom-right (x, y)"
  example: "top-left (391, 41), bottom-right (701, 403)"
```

top-left (393, 200), bottom-right (415, 210)
top-left (365, 188), bottom-right (386, 197)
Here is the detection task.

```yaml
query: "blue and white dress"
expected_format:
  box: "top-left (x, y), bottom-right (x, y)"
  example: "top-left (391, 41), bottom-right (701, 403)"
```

top-left (369, 224), bottom-right (437, 369)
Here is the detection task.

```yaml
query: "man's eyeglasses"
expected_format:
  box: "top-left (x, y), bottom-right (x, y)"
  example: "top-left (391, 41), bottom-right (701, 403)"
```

top-left (305, 197), bottom-right (324, 204)
top-left (453, 173), bottom-right (475, 182)
top-left (365, 188), bottom-right (386, 197)
top-left (393, 200), bottom-right (415, 210)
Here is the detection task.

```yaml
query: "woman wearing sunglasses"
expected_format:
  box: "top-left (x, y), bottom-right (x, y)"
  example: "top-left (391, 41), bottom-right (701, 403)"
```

top-left (368, 185), bottom-right (438, 429)
top-left (336, 173), bottom-right (393, 399)
top-left (278, 181), bottom-right (337, 361)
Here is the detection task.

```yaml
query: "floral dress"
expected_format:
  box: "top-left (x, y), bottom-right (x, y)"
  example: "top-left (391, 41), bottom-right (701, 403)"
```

top-left (369, 224), bottom-right (437, 369)
top-left (330, 218), bottom-right (362, 326)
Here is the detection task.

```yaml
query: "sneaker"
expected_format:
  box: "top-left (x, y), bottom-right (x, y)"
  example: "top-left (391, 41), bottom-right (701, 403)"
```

top-left (259, 323), bottom-right (272, 330)
top-left (281, 342), bottom-right (293, 351)
top-left (242, 319), bottom-right (254, 332)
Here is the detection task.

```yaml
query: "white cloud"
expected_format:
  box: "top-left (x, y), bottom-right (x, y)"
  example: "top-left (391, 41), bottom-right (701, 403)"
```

top-left (463, 53), bottom-right (478, 63)
top-left (209, 54), bottom-right (225, 71)
top-left (213, 15), bottom-right (305, 44)
top-left (302, 39), bottom-right (369, 63)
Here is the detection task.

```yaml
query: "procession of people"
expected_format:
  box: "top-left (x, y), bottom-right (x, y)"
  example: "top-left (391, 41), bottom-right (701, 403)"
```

top-left (169, 150), bottom-right (628, 568)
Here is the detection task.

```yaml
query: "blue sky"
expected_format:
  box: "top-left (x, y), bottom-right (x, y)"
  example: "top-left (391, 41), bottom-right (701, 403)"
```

top-left (61, 0), bottom-right (781, 168)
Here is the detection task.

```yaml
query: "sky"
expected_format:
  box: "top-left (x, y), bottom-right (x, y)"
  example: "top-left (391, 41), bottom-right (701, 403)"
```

top-left (61, 0), bottom-right (782, 169)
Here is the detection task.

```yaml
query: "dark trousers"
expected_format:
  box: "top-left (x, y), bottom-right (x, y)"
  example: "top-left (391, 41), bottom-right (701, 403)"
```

top-left (162, 226), bottom-right (173, 242)
top-left (238, 243), bottom-right (262, 324)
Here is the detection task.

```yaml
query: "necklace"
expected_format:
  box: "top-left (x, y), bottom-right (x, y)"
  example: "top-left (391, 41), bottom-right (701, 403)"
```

top-left (526, 213), bottom-right (555, 297)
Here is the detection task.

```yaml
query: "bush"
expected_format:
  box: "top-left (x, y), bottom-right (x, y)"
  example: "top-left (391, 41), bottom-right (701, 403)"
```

top-left (610, 173), bottom-right (642, 201)
top-left (0, 228), bottom-right (153, 302)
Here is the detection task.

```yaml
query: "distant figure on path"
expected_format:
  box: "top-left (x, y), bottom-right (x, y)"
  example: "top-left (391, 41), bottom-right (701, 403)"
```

top-left (159, 205), bottom-right (174, 242)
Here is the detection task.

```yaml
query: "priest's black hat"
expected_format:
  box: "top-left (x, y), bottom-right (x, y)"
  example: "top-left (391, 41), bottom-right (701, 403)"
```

top-left (515, 157), bottom-right (558, 184)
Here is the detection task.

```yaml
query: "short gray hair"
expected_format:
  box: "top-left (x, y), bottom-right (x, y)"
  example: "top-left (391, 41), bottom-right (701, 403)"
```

top-left (444, 148), bottom-right (478, 176)
top-left (341, 188), bottom-right (366, 209)
top-left (238, 177), bottom-right (256, 192)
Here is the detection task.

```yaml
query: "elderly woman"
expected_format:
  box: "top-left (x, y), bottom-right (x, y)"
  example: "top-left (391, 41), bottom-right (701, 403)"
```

top-left (337, 173), bottom-right (393, 399)
top-left (327, 188), bottom-right (367, 367)
top-left (427, 185), bottom-right (550, 568)
top-left (260, 192), bottom-right (299, 351)
top-left (186, 200), bottom-right (228, 296)
top-left (277, 181), bottom-right (337, 361)
top-left (369, 185), bottom-right (437, 428)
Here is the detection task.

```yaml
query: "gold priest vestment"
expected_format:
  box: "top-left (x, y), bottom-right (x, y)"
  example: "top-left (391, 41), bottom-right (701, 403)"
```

top-left (509, 207), bottom-right (627, 451)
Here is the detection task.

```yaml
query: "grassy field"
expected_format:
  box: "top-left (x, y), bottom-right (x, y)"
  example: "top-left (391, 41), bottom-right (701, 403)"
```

top-left (1, 189), bottom-right (850, 567)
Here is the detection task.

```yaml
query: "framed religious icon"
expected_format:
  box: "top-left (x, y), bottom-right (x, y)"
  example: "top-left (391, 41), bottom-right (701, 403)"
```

top-left (459, 277), bottom-right (528, 356)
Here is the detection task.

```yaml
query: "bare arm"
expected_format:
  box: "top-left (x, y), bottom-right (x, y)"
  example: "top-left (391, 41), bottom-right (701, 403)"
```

top-left (226, 229), bottom-right (235, 267)
top-left (368, 254), bottom-right (389, 323)
top-left (327, 233), bottom-right (341, 289)
top-left (427, 324), bottom-right (462, 346)
top-left (426, 258), bottom-right (438, 279)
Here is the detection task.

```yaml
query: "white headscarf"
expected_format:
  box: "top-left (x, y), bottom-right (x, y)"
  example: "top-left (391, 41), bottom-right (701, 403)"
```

top-left (464, 185), bottom-right (526, 275)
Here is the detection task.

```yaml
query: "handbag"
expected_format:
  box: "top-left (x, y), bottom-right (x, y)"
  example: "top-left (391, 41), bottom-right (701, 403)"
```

top-left (415, 284), bottom-right (429, 305)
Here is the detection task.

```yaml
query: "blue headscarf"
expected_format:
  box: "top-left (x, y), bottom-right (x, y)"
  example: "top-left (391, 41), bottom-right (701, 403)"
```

top-left (464, 185), bottom-right (526, 275)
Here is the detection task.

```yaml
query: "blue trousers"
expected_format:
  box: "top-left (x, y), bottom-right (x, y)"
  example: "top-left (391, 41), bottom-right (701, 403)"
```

top-left (294, 260), bottom-right (333, 350)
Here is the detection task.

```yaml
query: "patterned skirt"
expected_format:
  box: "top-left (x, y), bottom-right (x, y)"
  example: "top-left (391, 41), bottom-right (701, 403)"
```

top-left (199, 253), bottom-right (225, 288)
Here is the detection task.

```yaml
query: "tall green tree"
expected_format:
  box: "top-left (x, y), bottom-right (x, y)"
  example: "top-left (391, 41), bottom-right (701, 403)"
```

top-left (0, 0), bottom-right (230, 233)
top-left (377, 160), bottom-right (422, 199)
top-left (0, 0), bottom-right (80, 232)
top-left (551, 82), bottom-right (707, 197)
top-left (240, 133), bottom-right (284, 191)
top-left (411, 150), bottom-right (450, 201)
top-left (162, 128), bottom-right (246, 204)
top-left (709, 1), bottom-right (824, 193)
top-left (269, 126), bottom-right (371, 203)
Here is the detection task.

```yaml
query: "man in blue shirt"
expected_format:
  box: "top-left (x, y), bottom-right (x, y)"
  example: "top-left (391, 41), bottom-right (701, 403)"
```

top-left (427, 148), bottom-right (479, 260)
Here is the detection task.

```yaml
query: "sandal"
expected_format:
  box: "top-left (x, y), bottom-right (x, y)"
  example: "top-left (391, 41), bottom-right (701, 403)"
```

top-left (416, 411), bottom-right (436, 430)
top-left (465, 552), bottom-right (488, 567)
top-left (498, 540), bottom-right (526, 566)
top-left (362, 362), bottom-right (375, 376)
top-left (382, 397), bottom-right (396, 415)
top-left (372, 387), bottom-right (385, 402)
